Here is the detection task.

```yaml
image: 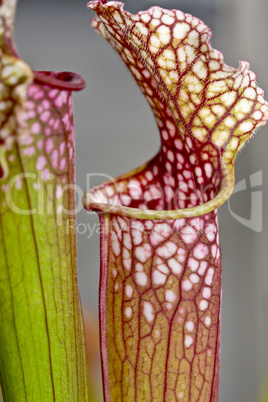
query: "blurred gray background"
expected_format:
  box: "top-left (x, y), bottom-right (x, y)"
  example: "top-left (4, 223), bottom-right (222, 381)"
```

top-left (11, 0), bottom-right (268, 400)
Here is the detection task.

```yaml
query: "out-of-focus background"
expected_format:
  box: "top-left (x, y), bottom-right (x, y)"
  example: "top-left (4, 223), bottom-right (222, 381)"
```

top-left (6, 0), bottom-right (268, 400)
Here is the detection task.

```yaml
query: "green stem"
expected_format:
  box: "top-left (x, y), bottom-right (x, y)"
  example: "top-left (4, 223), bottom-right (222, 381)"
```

top-left (0, 138), bottom-right (88, 401)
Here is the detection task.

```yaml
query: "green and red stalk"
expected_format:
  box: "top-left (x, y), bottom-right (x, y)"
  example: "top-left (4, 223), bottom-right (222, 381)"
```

top-left (84, 1), bottom-right (268, 401)
top-left (0, 1), bottom-right (88, 400)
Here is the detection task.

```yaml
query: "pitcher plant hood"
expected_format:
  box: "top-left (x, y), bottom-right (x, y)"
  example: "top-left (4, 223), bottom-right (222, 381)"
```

top-left (84, 0), bottom-right (268, 218)
top-left (0, 0), bottom-right (85, 180)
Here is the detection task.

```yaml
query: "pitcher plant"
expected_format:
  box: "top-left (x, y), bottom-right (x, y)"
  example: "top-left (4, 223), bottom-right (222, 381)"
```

top-left (84, 1), bottom-right (268, 401)
top-left (0, 1), bottom-right (88, 400)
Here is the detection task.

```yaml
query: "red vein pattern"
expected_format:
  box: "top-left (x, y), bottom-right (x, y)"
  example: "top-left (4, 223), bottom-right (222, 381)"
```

top-left (101, 212), bottom-right (221, 401)
top-left (84, 1), bottom-right (268, 401)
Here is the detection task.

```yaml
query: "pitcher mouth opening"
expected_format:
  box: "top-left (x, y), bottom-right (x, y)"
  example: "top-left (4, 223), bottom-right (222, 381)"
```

top-left (83, 154), bottom-right (234, 220)
top-left (33, 71), bottom-right (86, 91)
top-left (5, 10), bottom-right (85, 92)
top-left (7, 51), bottom-right (85, 91)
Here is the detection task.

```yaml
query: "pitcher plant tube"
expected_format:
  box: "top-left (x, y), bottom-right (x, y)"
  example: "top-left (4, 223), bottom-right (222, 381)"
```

top-left (84, 1), bottom-right (268, 401)
top-left (0, 1), bottom-right (88, 400)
